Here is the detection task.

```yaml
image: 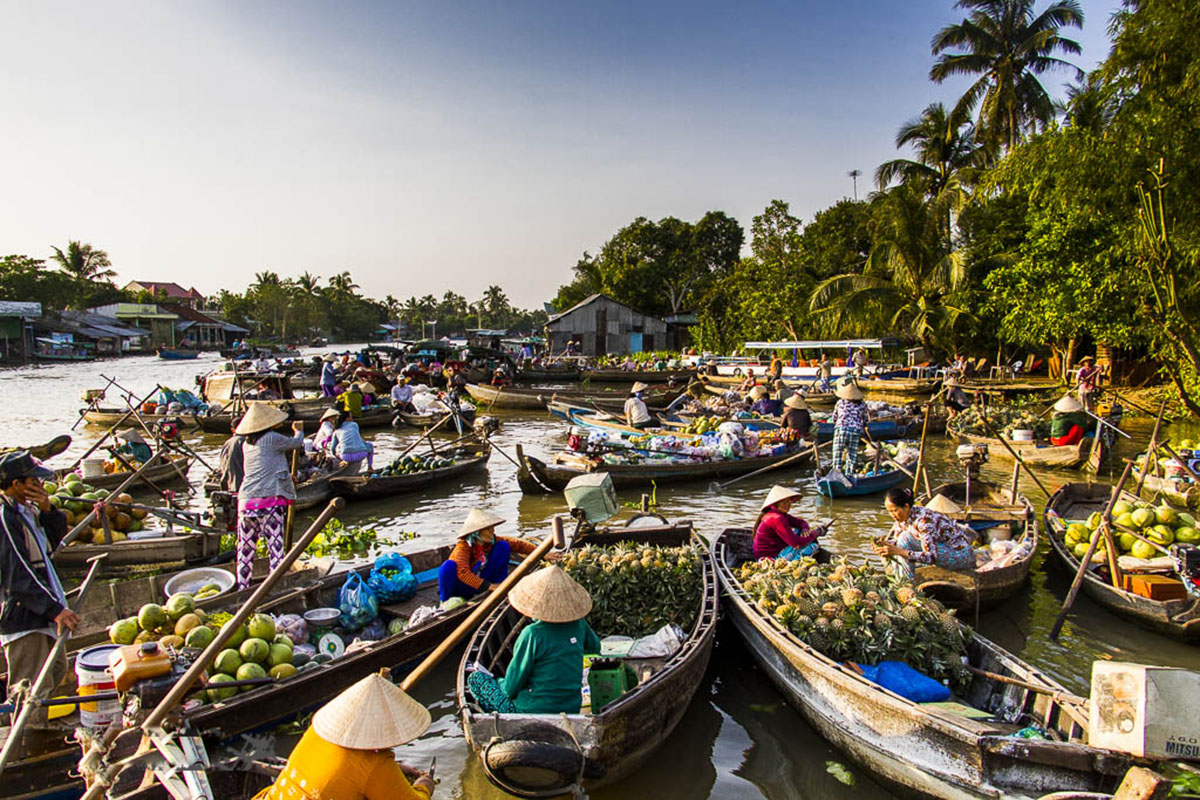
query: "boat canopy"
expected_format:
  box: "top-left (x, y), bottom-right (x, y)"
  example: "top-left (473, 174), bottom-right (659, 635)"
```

top-left (742, 338), bottom-right (898, 350)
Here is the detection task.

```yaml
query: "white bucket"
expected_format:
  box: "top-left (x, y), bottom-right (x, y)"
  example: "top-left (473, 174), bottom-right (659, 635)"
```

top-left (76, 644), bottom-right (121, 728)
top-left (1010, 429), bottom-right (1034, 442)
top-left (81, 458), bottom-right (106, 480)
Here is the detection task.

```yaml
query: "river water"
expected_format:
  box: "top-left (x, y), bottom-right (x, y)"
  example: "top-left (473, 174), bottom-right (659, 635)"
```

top-left (6, 350), bottom-right (1198, 799)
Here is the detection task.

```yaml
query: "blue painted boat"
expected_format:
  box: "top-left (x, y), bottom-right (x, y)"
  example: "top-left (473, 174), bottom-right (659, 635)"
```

top-left (157, 347), bottom-right (200, 360)
top-left (816, 463), bottom-right (911, 497)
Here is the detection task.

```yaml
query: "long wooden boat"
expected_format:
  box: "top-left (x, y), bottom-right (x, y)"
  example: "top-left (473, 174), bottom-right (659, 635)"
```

top-left (192, 404), bottom-right (396, 435)
top-left (204, 464), bottom-right (352, 511)
top-left (458, 524), bottom-right (718, 797)
top-left (855, 376), bottom-right (940, 397)
top-left (914, 480), bottom-right (1039, 611)
top-left (329, 447), bottom-right (490, 501)
top-left (157, 347), bottom-right (200, 360)
top-left (579, 367), bottom-right (694, 384)
top-left (514, 365), bottom-right (581, 382)
top-left (52, 527), bottom-right (223, 572)
top-left (79, 406), bottom-right (174, 428)
top-left (56, 454), bottom-right (192, 492)
top-left (1044, 482), bottom-right (1200, 641)
top-left (516, 442), bottom-right (811, 493)
top-left (713, 528), bottom-right (1130, 800)
top-left (395, 405), bottom-right (476, 432)
top-left (815, 461), bottom-right (911, 498)
top-left (466, 382), bottom-right (680, 412)
top-left (950, 429), bottom-right (1102, 470)
top-left (1130, 465), bottom-right (1200, 510)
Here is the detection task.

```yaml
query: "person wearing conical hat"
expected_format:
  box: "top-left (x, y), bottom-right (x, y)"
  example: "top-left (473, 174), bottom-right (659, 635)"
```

top-left (114, 428), bottom-right (152, 464)
top-left (466, 566), bottom-right (601, 715)
top-left (942, 375), bottom-right (971, 422)
top-left (747, 384), bottom-right (781, 417)
top-left (253, 671), bottom-right (435, 799)
top-left (233, 404), bottom-right (306, 590)
top-left (773, 378), bottom-right (794, 404)
top-left (437, 509), bottom-right (538, 602)
top-left (337, 382), bottom-right (364, 419)
top-left (752, 485), bottom-right (826, 561)
top-left (320, 354), bottom-right (340, 398)
top-left (830, 379), bottom-right (867, 477)
top-left (780, 394), bottom-right (812, 438)
top-left (389, 375), bottom-right (415, 414)
top-left (1050, 394), bottom-right (1090, 446)
top-left (874, 486), bottom-right (975, 575)
top-left (1075, 355), bottom-right (1103, 413)
top-left (625, 382), bottom-right (656, 430)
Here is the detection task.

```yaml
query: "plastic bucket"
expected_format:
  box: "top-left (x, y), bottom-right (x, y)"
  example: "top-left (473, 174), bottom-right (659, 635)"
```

top-left (1010, 429), bottom-right (1034, 442)
top-left (81, 458), bottom-right (107, 480)
top-left (76, 644), bottom-right (121, 728)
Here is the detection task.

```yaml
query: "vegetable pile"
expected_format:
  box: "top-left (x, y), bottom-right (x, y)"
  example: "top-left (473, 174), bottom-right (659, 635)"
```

top-left (561, 542), bottom-right (702, 637)
top-left (736, 557), bottom-right (971, 690)
top-left (373, 452), bottom-right (460, 477)
top-left (948, 405), bottom-right (1050, 439)
top-left (46, 475), bottom-right (149, 543)
top-left (1062, 500), bottom-right (1200, 561)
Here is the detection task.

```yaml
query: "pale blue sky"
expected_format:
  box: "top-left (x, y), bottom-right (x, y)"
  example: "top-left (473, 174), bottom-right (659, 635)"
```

top-left (0, 1), bottom-right (1121, 308)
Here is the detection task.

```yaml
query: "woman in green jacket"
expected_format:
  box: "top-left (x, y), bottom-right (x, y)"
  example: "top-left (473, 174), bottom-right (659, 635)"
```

top-left (468, 566), bottom-right (600, 714)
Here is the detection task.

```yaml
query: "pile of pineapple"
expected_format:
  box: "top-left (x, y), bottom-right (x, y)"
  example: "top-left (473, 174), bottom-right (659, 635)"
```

top-left (737, 556), bottom-right (971, 689)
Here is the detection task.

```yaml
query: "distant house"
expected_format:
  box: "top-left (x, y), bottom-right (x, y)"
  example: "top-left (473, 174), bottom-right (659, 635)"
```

top-left (544, 294), bottom-right (672, 356)
top-left (159, 302), bottom-right (246, 349)
top-left (0, 302), bottom-right (41, 360)
top-left (89, 303), bottom-right (180, 347)
top-left (56, 310), bottom-right (151, 354)
top-left (123, 281), bottom-right (206, 309)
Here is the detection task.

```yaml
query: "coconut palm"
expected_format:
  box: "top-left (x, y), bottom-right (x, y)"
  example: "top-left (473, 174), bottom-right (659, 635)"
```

top-left (809, 186), bottom-right (970, 352)
top-left (875, 103), bottom-right (984, 196)
top-left (1059, 71), bottom-right (1115, 133)
top-left (50, 240), bottom-right (115, 281)
top-left (930, 0), bottom-right (1085, 151)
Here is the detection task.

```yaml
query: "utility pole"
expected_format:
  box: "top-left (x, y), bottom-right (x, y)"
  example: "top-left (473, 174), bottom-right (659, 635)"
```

top-left (848, 169), bottom-right (862, 201)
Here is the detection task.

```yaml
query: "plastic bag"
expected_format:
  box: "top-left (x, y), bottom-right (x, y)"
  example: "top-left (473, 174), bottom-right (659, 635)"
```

top-left (367, 553), bottom-right (418, 604)
top-left (337, 572), bottom-right (379, 630)
top-left (276, 613), bottom-right (308, 645)
top-left (628, 624), bottom-right (685, 658)
top-left (858, 660), bottom-right (950, 703)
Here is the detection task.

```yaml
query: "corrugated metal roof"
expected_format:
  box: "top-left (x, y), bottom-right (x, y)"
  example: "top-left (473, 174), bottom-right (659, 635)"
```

top-left (0, 301), bottom-right (42, 317)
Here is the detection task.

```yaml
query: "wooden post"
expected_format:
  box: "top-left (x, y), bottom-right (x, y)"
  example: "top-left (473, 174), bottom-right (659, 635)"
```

top-left (1136, 400), bottom-right (1168, 496)
top-left (1009, 460), bottom-right (1021, 505)
top-left (911, 402), bottom-right (932, 493)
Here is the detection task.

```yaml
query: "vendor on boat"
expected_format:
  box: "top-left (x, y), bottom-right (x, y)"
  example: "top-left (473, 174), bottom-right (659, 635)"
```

top-left (852, 348), bottom-right (868, 377)
top-left (390, 377), bottom-right (416, 413)
top-left (218, 416), bottom-right (245, 492)
top-left (770, 354), bottom-right (784, 380)
top-left (312, 407), bottom-right (339, 453)
top-left (780, 395), bottom-right (811, 438)
top-left (1075, 356), bottom-right (1103, 412)
top-left (748, 385), bottom-right (781, 416)
top-left (438, 509), bottom-right (537, 602)
top-left (0, 451), bottom-right (77, 725)
top-left (467, 565), bottom-right (600, 714)
top-left (830, 379), bottom-right (867, 475)
top-left (235, 405), bottom-right (306, 590)
top-left (1050, 395), bottom-right (1090, 446)
top-left (943, 376), bottom-right (971, 421)
top-left (490, 367), bottom-right (508, 387)
top-left (625, 382), bottom-right (656, 430)
top-left (252, 671), bottom-right (435, 800)
top-left (817, 353), bottom-right (833, 392)
top-left (337, 382), bottom-right (365, 419)
top-left (874, 487), bottom-right (975, 574)
top-left (320, 354), bottom-right (340, 398)
top-left (753, 485), bottom-right (826, 560)
top-left (330, 409), bottom-right (373, 473)
top-left (773, 379), bottom-right (793, 404)
top-left (114, 428), bottom-right (153, 464)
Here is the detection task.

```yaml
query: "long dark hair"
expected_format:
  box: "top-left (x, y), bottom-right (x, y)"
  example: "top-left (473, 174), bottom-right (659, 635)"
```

top-left (885, 486), bottom-right (913, 508)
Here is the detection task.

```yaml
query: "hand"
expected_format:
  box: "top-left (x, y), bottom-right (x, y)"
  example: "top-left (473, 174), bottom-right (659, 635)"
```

top-left (811, 524), bottom-right (827, 538)
top-left (413, 775), bottom-right (435, 793)
top-left (872, 541), bottom-right (905, 559)
top-left (544, 551), bottom-right (563, 563)
top-left (55, 608), bottom-right (80, 634)
top-left (398, 763), bottom-right (424, 780)
top-left (292, 421), bottom-right (306, 433)
top-left (25, 482), bottom-right (52, 513)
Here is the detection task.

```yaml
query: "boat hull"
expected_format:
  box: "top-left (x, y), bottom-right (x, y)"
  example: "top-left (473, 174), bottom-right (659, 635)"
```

top-left (951, 431), bottom-right (1097, 470)
top-left (816, 465), bottom-right (910, 497)
top-left (329, 452), bottom-right (489, 501)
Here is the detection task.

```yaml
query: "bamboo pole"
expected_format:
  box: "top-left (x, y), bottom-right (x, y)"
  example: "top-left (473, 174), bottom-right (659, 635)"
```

top-left (911, 402), bottom-right (933, 493)
top-left (55, 453), bottom-right (168, 550)
top-left (1136, 400), bottom-right (1168, 496)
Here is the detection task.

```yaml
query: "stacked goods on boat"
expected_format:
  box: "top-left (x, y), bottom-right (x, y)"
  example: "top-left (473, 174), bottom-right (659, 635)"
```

top-left (736, 557), bottom-right (971, 690)
top-left (1062, 500), bottom-right (1200, 562)
top-left (372, 451), bottom-right (467, 477)
top-left (1136, 440), bottom-right (1200, 482)
top-left (144, 387), bottom-right (211, 416)
top-left (569, 422), bottom-right (792, 465)
top-left (948, 405), bottom-right (1050, 439)
top-left (46, 477), bottom-right (147, 541)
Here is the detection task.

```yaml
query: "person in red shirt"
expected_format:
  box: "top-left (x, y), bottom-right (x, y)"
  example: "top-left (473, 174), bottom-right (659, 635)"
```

top-left (752, 485), bottom-right (826, 560)
top-left (437, 508), bottom-right (536, 601)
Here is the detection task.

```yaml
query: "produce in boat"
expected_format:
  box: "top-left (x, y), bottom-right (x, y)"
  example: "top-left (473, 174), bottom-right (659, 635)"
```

top-left (948, 405), bottom-right (1050, 439)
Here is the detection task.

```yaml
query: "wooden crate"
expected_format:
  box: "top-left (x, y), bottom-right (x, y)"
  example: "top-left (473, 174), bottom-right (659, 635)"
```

top-left (1126, 574), bottom-right (1188, 601)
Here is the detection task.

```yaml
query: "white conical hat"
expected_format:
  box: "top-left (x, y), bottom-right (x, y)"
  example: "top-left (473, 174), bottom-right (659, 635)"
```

top-left (509, 565), bottom-right (593, 623)
top-left (320, 407), bottom-right (341, 421)
top-left (234, 403), bottom-right (289, 435)
top-left (784, 395), bottom-right (808, 410)
top-left (1054, 395), bottom-right (1083, 413)
top-left (360, 383), bottom-right (377, 394)
top-left (749, 385), bottom-right (768, 400)
top-left (630, 382), bottom-right (649, 393)
top-left (311, 671), bottom-right (431, 750)
top-left (459, 507), bottom-right (506, 538)
top-left (835, 380), bottom-right (864, 400)
top-left (761, 484), bottom-right (803, 510)
top-left (116, 429), bottom-right (146, 445)
top-left (925, 494), bottom-right (962, 515)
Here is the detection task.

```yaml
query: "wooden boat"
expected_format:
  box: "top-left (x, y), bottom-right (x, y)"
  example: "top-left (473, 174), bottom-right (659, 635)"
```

top-left (395, 404), bottom-right (476, 431)
top-left (52, 526), bottom-right (223, 572)
top-left (950, 429), bottom-right (1103, 470)
top-left (458, 524), bottom-right (718, 797)
top-left (203, 464), bottom-right (351, 510)
top-left (157, 347), bottom-right (200, 360)
top-left (703, 382), bottom-right (838, 409)
top-left (56, 454), bottom-right (192, 492)
top-left (913, 480), bottom-right (1039, 611)
top-left (329, 446), bottom-right (490, 501)
top-left (1044, 482), bottom-right (1200, 641)
top-left (79, 407), bottom-right (163, 428)
top-left (580, 367), bottom-right (694, 384)
top-left (193, 404), bottom-right (396, 435)
top-left (814, 416), bottom-right (919, 442)
top-left (713, 528), bottom-right (1131, 800)
top-left (466, 382), bottom-right (681, 411)
top-left (32, 339), bottom-right (93, 361)
top-left (855, 376), bottom-right (939, 397)
top-left (516, 442), bottom-right (811, 493)
top-left (815, 461), bottom-right (911, 498)
top-left (515, 364), bottom-right (581, 382)
top-left (1130, 465), bottom-right (1200, 509)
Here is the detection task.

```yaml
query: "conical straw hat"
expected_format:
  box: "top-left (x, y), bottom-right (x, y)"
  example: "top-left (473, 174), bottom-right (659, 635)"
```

top-left (234, 403), bottom-right (289, 436)
top-left (311, 671), bottom-right (431, 750)
top-left (1053, 395), bottom-right (1083, 413)
top-left (320, 407), bottom-right (341, 422)
top-left (630, 382), bottom-right (649, 393)
top-left (761, 484), bottom-right (803, 510)
top-left (117, 429), bottom-right (146, 445)
top-left (925, 494), bottom-right (962, 515)
top-left (459, 507), bottom-right (506, 538)
top-left (835, 380), bottom-right (864, 401)
top-left (509, 565), bottom-right (593, 623)
top-left (360, 383), bottom-right (377, 394)
top-left (749, 385), bottom-right (768, 400)
top-left (784, 395), bottom-right (808, 410)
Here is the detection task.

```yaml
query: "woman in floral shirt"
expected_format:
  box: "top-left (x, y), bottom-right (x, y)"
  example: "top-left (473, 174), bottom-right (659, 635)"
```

top-left (874, 487), bottom-right (975, 574)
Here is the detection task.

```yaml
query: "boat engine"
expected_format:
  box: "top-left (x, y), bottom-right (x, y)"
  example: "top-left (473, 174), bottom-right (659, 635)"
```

top-left (956, 443), bottom-right (988, 478)
top-left (1170, 543), bottom-right (1200, 597)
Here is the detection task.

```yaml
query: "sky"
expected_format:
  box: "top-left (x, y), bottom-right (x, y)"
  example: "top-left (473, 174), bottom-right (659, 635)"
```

top-left (0, 0), bottom-right (1123, 309)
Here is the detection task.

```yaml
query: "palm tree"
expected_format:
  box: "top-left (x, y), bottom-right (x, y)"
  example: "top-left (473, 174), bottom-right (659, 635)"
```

top-left (294, 272), bottom-right (321, 298)
top-left (875, 103), bottom-right (983, 196)
top-left (809, 186), bottom-right (970, 352)
top-left (1059, 71), bottom-right (1115, 133)
top-left (50, 241), bottom-right (115, 281)
top-left (930, 0), bottom-right (1085, 151)
top-left (327, 271), bottom-right (359, 297)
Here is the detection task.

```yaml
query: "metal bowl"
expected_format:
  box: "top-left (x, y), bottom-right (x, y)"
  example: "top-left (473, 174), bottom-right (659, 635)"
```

top-left (303, 607), bottom-right (340, 625)
top-left (162, 567), bottom-right (235, 600)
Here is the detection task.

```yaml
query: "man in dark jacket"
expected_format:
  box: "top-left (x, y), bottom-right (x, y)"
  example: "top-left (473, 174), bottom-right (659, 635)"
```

top-left (0, 451), bottom-right (77, 724)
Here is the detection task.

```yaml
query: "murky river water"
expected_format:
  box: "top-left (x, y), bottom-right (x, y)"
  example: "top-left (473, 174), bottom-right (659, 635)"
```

top-left (5, 350), bottom-right (1198, 799)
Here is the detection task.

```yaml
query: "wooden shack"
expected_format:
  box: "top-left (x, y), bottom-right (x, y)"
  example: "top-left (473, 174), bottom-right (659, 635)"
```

top-left (544, 294), bottom-right (672, 356)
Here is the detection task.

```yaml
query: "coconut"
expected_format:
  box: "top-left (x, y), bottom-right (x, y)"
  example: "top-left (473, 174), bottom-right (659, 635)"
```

top-left (247, 614), bottom-right (275, 642)
top-left (137, 603), bottom-right (169, 632)
top-left (267, 643), bottom-right (293, 668)
top-left (1131, 508), bottom-right (1156, 529)
top-left (235, 661), bottom-right (267, 688)
top-left (186, 625), bottom-right (215, 649)
top-left (109, 618), bottom-right (138, 645)
top-left (212, 648), bottom-right (243, 676)
top-left (269, 663), bottom-right (298, 680)
top-left (174, 613), bottom-right (203, 637)
top-left (221, 620), bottom-right (249, 650)
top-left (207, 673), bottom-right (239, 702)
top-left (1156, 506), bottom-right (1180, 526)
top-left (165, 594), bottom-right (196, 621)
top-left (239, 638), bottom-right (270, 664)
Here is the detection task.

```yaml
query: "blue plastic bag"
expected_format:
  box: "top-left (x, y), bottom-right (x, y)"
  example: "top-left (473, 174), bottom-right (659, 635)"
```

top-left (337, 572), bottom-right (379, 630)
top-left (367, 553), bottom-right (418, 604)
top-left (858, 661), bottom-right (950, 703)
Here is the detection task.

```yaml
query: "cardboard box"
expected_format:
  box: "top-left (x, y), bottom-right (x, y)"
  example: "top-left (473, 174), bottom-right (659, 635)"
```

top-left (1126, 574), bottom-right (1188, 601)
top-left (1090, 662), bottom-right (1200, 760)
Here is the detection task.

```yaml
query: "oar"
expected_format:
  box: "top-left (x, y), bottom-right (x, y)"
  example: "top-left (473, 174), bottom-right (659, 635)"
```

top-left (55, 453), bottom-right (170, 550)
top-left (1104, 387), bottom-right (1161, 418)
top-left (486, 384), bottom-right (504, 413)
top-left (1050, 462), bottom-right (1132, 641)
top-left (399, 522), bottom-right (558, 692)
top-left (283, 447), bottom-right (301, 550)
top-left (911, 401), bottom-right (933, 493)
top-left (0, 553), bottom-right (106, 778)
top-left (1135, 400), bottom-right (1168, 496)
top-left (710, 442), bottom-right (829, 492)
top-left (396, 414), bottom-right (453, 459)
top-left (976, 413), bottom-right (1053, 498)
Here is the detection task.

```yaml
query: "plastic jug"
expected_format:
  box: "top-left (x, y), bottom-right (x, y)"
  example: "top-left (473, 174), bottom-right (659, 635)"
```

top-left (109, 641), bottom-right (172, 692)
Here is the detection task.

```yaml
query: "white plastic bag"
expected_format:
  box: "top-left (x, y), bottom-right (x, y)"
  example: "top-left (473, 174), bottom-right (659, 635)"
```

top-left (628, 624), bottom-right (686, 658)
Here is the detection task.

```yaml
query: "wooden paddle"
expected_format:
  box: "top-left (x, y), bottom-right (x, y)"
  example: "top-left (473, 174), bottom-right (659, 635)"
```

top-left (911, 401), bottom-right (933, 493)
top-left (0, 553), bottom-right (106, 777)
top-left (711, 442), bottom-right (829, 492)
top-left (399, 521), bottom-right (558, 692)
top-left (1050, 462), bottom-right (1132, 641)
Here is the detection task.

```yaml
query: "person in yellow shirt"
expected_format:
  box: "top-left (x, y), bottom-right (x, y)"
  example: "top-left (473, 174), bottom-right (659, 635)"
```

top-left (254, 671), bottom-right (435, 800)
top-left (337, 383), bottom-right (365, 419)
